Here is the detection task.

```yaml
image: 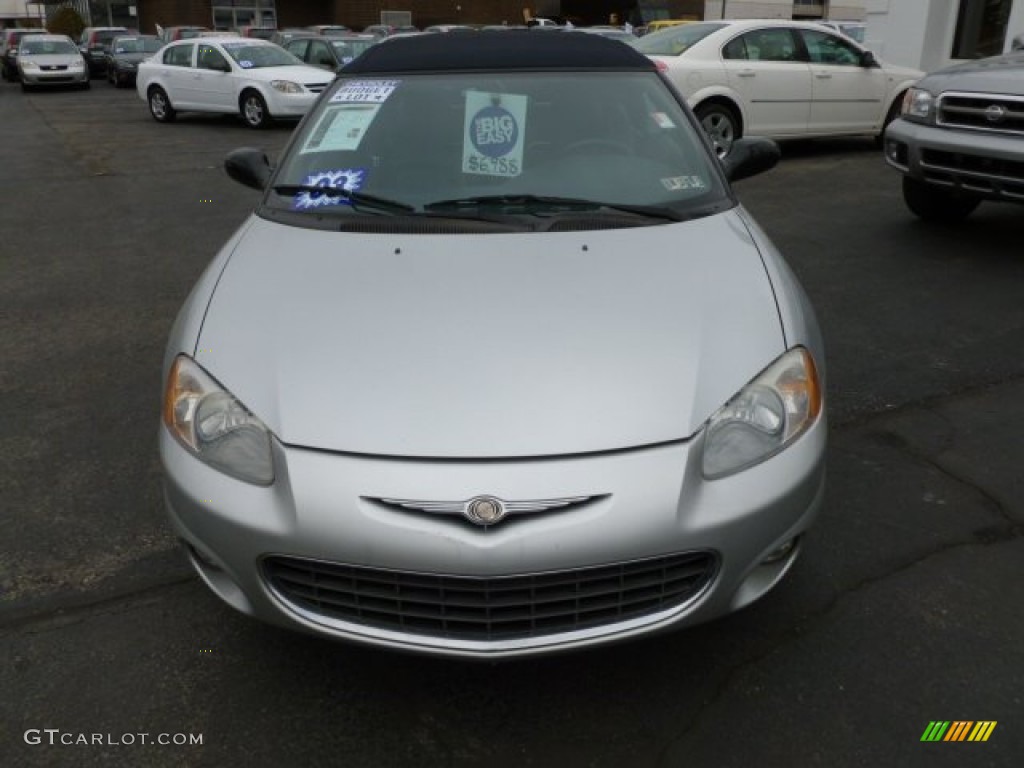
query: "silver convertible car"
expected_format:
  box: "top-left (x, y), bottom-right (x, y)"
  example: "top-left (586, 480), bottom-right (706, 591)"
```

top-left (161, 31), bottom-right (826, 658)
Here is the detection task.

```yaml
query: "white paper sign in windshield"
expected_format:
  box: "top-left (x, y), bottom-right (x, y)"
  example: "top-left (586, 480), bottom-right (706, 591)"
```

top-left (462, 91), bottom-right (527, 178)
top-left (301, 104), bottom-right (380, 153)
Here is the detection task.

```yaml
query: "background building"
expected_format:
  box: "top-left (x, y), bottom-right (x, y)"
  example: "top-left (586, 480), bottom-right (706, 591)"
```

top-left (866, 0), bottom-right (1023, 71)
top-left (703, 1), bottom-right (865, 19)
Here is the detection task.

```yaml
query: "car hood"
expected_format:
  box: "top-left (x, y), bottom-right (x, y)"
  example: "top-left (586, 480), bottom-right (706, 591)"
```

top-left (920, 52), bottom-right (1024, 94)
top-left (238, 64), bottom-right (331, 84)
top-left (193, 210), bottom-right (785, 457)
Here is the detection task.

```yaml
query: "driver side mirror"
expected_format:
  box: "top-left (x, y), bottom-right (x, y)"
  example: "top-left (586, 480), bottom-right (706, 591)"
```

top-left (861, 50), bottom-right (878, 68)
top-left (720, 137), bottom-right (780, 183)
top-left (225, 147), bottom-right (273, 190)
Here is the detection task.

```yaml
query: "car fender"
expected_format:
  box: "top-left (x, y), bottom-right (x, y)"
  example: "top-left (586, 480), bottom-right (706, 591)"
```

top-left (880, 78), bottom-right (917, 124)
top-left (687, 84), bottom-right (749, 129)
top-left (162, 216), bottom-right (259, 377)
top-left (234, 78), bottom-right (272, 109)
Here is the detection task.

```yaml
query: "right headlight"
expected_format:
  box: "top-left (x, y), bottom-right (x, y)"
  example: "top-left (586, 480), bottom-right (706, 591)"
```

top-left (702, 347), bottom-right (822, 479)
top-left (162, 355), bottom-right (274, 485)
top-left (901, 87), bottom-right (935, 123)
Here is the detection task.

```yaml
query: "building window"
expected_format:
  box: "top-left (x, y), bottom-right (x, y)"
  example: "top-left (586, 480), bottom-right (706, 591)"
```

top-left (212, 2), bottom-right (277, 31)
top-left (952, 0), bottom-right (1013, 58)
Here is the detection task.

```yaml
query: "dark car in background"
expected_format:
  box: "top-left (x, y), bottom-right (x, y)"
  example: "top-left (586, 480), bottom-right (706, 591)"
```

top-left (283, 34), bottom-right (377, 72)
top-left (157, 26), bottom-right (208, 44)
top-left (78, 26), bottom-right (130, 76)
top-left (105, 34), bottom-right (160, 87)
top-left (884, 50), bottom-right (1024, 221)
top-left (1, 28), bottom-right (48, 81)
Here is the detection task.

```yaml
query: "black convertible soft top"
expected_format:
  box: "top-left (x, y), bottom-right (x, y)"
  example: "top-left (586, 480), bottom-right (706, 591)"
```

top-left (342, 30), bottom-right (656, 74)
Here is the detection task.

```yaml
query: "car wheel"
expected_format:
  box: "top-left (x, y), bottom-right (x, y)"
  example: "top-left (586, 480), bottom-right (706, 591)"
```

top-left (695, 102), bottom-right (741, 159)
top-left (241, 90), bottom-right (272, 129)
top-left (20, 81), bottom-right (31, 93)
top-left (902, 177), bottom-right (980, 222)
top-left (80, 79), bottom-right (91, 90)
top-left (148, 86), bottom-right (176, 123)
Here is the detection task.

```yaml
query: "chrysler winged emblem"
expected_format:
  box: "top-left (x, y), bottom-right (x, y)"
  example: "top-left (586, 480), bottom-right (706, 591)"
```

top-left (373, 494), bottom-right (598, 527)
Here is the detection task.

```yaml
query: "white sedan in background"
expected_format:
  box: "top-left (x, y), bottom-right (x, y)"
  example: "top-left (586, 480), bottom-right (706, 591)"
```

top-left (633, 20), bottom-right (921, 156)
top-left (137, 37), bottom-right (332, 128)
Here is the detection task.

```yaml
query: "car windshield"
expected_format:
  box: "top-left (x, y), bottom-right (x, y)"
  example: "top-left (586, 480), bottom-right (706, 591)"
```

top-left (631, 22), bottom-right (725, 55)
top-left (113, 37), bottom-right (160, 53)
top-left (21, 39), bottom-right (77, 56)
top-left (220, 42), bottom-right (301, 68)
top-left (95, 31), bottom-right (124, 46)
top-left (330, 38), bottom-right (375, 59)
top-left (269, 71), bottom-right (728, 222)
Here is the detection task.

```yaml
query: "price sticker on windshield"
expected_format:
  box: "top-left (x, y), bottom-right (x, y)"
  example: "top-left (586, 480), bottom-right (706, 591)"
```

top-left (331, 79), bottom-right (400, 103)
top-left (463, 91), bottom-right (527, 178)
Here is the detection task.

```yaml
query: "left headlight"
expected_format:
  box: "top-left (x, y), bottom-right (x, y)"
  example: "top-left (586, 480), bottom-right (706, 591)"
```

top-left (901, 87), bottom-right (935, 123)
top-left (702, 347), bottom-right (822, 479)
top-left (162, 355), bottom-right (274, 485)
top-left (270, 79), bottom-right (303, 94)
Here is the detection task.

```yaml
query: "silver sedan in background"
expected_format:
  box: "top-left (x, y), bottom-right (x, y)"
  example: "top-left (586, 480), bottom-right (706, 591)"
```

top-left (17, 34), bottom-right (89, 91)
top-left (160, 31), bottom-right (826, 658)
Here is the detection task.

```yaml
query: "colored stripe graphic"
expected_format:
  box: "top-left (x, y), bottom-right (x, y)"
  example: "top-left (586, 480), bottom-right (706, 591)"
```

top-left (921, 721), bottom-right (996, 742)
top-left (945, 721), bottom-right (972, 741)
top-left (968, 722), bottom-right (997, 742)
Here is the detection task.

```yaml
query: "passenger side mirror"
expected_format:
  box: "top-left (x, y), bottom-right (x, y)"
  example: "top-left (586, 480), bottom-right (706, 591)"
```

top-left (225, 147), bottom-right (273, 190)
top-left (720, 137), bottom-right (780, 183)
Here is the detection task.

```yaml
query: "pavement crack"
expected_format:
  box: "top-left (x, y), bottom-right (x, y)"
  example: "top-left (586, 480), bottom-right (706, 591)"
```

top-left (869, 414), bottom-right (1018, 532)
top-left (831, 370), bottom-right (1024, 431)
top-left (0, 574), bottom-right (196, 633)
top-left (654, 532), bottom-right (1018, 767)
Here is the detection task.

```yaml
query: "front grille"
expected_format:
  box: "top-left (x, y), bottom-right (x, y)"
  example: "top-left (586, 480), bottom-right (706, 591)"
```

top-left (41, 65), bottom-right (68, 71)
top-left (937, 92), bottom-right (1024, 136)
top-left (264, 552), bottom-right (716, 642)
top-left (305, 82), bottom-right (329, 94)
top-left (920, 148), bottom-right (1024, 200)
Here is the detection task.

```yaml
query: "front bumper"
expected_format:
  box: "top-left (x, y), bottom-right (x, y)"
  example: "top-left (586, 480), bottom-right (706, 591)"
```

top-left (884, 117), bottom-right (1024, 203)
top-left (162, 413), bottom-right (827, 659)
top-left (19, 68), bottom-right (89, 86)
top-left (264, 90), bottom-right (320, 118)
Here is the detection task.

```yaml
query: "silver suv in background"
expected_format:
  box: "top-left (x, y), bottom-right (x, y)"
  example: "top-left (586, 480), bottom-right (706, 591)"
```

top-left (884, 50), bottom-right (1024, 221)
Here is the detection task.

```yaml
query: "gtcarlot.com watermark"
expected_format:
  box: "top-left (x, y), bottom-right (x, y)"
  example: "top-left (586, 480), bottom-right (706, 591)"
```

top-left (25, 729), bottom-right (202, 747)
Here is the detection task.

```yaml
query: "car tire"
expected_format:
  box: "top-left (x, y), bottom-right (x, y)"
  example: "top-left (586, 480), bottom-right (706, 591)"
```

top-left (240, 90), bottom-right (272, 129)
top-left (902, 177), bottom-right (980, 222)
top-left (695, 102), bottom-right (741, 159)
top-left (80, 79), bottom-right (91, 90)
top-left (148, 86), bottom-right (176, 123)
top-left (20, 81), bottom-right (31, 93)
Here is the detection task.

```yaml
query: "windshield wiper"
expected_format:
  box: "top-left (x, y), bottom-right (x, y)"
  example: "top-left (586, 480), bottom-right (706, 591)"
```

top-left (423, 195), bottom-right (686, 222)
top-left (272, 185), bottom-right (414, 215)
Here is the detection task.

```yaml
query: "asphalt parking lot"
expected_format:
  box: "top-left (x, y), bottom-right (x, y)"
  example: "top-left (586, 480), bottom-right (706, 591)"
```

top-left (2, 80), bottom-right (1022, 768)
